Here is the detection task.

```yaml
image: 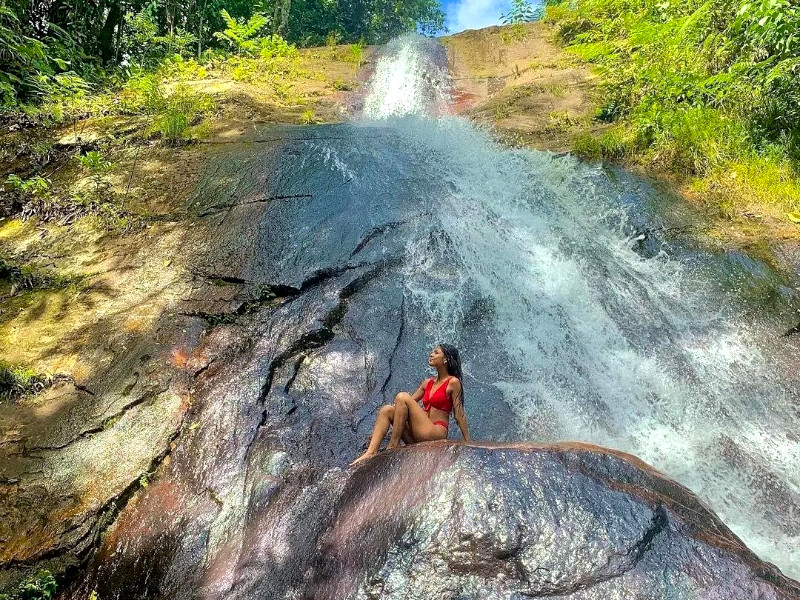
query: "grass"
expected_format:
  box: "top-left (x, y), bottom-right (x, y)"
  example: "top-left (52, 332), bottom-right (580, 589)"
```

top-left (544, 0), bottom-right (800, 222)
top-left (0, 360), bottom-right (52, 401)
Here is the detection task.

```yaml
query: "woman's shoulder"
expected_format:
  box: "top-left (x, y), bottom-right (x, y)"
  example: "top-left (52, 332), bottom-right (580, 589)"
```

top-left (446, 376), bottom-right (461, 386)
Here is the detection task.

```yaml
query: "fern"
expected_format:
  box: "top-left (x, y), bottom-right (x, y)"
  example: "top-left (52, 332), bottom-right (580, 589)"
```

top-left (213, 10), bottom-right (270, 55)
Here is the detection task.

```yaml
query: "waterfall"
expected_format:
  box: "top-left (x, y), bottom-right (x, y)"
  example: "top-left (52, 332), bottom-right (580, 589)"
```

top-left (356, 34), bottom-right (800, 578)
top-left (76, 35), bottom-right (800, 599)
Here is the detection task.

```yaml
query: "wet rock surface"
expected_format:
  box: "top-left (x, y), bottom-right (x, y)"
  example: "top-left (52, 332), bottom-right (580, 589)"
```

top-left (77, 443), bottom-right (800, 600)
top-left (2, 113), bottom-right (799, 596)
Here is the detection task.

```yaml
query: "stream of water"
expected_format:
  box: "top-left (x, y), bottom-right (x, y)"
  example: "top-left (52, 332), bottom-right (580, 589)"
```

top-left (354, 35), bottom-right (800, 578)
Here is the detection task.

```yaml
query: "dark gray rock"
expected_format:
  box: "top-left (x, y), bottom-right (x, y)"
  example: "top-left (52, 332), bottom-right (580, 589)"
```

top-left (75, 442), bottom-right (799, 600)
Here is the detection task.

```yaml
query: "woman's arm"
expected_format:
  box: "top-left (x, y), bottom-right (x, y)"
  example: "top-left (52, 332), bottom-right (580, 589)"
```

top-left (448, 379), bottom-right (470, 442)
top-left (409, 378), bottom-right (429, 404)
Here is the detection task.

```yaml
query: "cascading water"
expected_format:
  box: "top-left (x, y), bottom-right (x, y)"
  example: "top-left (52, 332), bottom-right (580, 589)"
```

top-left (75, 35), bottom-right (800, 599)
top-left (358, 35), bottom-right (800, 577)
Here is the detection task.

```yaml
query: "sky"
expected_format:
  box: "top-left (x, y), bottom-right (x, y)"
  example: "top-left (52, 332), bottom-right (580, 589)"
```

top-left (442, 0), bottom-right (513, 34)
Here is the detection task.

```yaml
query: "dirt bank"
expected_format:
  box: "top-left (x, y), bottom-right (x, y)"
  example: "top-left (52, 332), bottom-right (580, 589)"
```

top-left (442, 22), bottom-right (602, 152)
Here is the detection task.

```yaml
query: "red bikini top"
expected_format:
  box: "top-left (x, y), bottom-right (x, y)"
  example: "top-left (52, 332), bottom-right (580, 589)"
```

top-left (423, 377), bottom-right (452, 413)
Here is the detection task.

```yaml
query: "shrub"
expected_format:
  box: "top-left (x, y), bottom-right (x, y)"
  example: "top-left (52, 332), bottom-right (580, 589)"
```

top-left (344, 42), bottom-right (365, 66)
top-left (260, 35), bottom-right (298, 60)
top-left (213, 10), bottom-right (270, 56)
top-left (300, 109), bottom-right (316, 124)
top-left (76, 150), bottom-right (112, 198)
top-left (501, 0), bottom-right (542, 24)
top-left (0, 571), bottom-right (56, 600)
top-left (152, 84), bottom-right (215, 143)
top-left (4, 175), bottom-right (51, 202)
top-left (117, 72), bottom-right (166, 114)
top-left (545, 0), bottom-right (800, 180)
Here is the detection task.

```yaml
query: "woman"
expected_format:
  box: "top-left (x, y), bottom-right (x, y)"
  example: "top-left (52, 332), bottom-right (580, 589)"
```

top-left (351, 344), bottom-right (470, 465)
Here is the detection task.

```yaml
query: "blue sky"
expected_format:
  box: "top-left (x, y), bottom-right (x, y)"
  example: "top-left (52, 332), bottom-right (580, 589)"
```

top-left (442, 0), bottom-right (512, 33)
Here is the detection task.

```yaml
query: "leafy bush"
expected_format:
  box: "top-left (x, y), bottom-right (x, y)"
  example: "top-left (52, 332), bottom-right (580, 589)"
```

top-left (152, 84), bottom-right (215, 143)
top-left (76, 150), bottom-right (113, 199)
top-left (501, 0), bottom-right (543, 24)
top-left (214, 10), bottom-right (270, 56)
top-left (344, 42), bottom-right (366, 65)
top-left (121, 10), bottom-right (198, 68)
top-left (159, 55), bottom-right (208, 81)
top-left (117, 72), bottom-right (166, 114)
top-left (4, 175), bottom-right (51, 201)
top-left (301, 109), bottom-right (316, 124)
top-left (260, 35), bottom-right (299, 61)
top-left (1, 571), bottom-right (56, 599)
top-left (546, 0), bottom-right (800, 190)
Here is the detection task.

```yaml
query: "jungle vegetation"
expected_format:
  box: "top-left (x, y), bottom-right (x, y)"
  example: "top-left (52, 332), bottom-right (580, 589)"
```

top-left (0, 0), bottom-right (445, 109)
top-left (545, 0), bottom-right (800, 215)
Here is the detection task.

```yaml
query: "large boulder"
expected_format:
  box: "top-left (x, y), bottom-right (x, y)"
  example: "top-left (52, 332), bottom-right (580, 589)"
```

top-left (76, 441), bottom-right (800, 599)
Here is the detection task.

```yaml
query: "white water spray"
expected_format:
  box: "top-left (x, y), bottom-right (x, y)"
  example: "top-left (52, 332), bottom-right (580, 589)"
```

top-left (363, 36), bottom-right (451, 119)
top-left (359, 35), bottom-right (800, 579)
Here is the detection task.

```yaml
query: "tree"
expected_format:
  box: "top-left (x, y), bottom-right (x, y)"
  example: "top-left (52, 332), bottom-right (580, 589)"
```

top-left (501, 0), bottom-right (542, 24)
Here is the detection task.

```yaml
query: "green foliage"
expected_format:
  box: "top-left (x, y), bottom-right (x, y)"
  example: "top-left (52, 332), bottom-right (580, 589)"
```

top-left (734, 0), bottom-right (800, 59)
top-left (0, 361), bottom-right (51, 402)
top-left (77, 150), bottom-right (113, 196)
top-left (152, 85), bottom-right (216, 143)
top-left (76, 150), bottom-right (111, 174)
top-left (0, 0), bottom-right (444, 111)
top-left (0, 5), bottom-right (56, 105)
top-left (2, 174), bottom-right (52, 216)
top-left (121, 10), bottom-right (199, 68)
top-left (325, 30), bottom-right (342, 47)
top-left (117, 73), bottom-right (166, 114)
top-left (4, 175), bottom-right (51, 201)
top-left (545, 0), bottom-right (800, 193)
top-left (501, 0), bottom-right (542, 24)
top-left (0, 571), bottom-right (55, 599)
top-left (0, 571), bottom-right (56, 600)
top-left (345, 42), bottom-right (365, 65)
top-left (214, 10), bottom-right (270, 55)
top-left (300, 108), bottom-right (316, 124)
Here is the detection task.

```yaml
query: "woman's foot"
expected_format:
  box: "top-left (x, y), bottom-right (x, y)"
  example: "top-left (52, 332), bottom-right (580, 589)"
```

top-left (385, 441), bottom-right (400, 451)
top-left (350, 451), bottom-right (376, 466)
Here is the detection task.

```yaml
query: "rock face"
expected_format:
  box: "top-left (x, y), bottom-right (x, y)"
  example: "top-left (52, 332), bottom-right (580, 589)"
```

top-left (77, 442), bottom-right (799, 600)
top-left (3, 46), bottom-right (800, 593)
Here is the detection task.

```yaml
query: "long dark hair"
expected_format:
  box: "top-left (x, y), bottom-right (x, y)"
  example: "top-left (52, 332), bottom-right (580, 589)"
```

top-left (439, 343), bottom-right (465, 407)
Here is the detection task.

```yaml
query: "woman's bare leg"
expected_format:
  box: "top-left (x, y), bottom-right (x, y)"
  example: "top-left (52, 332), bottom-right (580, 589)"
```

top-left (396, 394), bottom-right (449, 443)
top-left (386, 392), bottom-right (412, 449)
top-left (351, 405), bottom-right (394, 465)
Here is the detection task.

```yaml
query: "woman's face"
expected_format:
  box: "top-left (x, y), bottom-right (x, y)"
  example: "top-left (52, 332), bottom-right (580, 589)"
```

top-left (428, 346), bottom-right (446, 369)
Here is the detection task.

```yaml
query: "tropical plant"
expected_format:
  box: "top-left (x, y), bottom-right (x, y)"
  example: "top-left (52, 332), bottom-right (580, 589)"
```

top-left (4, 175), bottom-right (51, 201)
top-left (213, 10), bottom-right (270, 55)
top-left (152, 85), bottom-right (215, 143)
top-left (501, 0), bottom-right (542, 24)
top-left (0, 569), bottom-right (56, 600)
top-left (77, 151), bottom-right (112, 196)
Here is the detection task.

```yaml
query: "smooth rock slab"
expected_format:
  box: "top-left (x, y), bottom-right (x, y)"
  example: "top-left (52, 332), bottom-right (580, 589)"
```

top-left (305, 442), bottom-right (798, 600)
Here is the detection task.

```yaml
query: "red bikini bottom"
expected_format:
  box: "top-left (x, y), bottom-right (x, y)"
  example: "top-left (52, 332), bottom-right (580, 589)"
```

top-left (423, 405), bottom-right (448, 431)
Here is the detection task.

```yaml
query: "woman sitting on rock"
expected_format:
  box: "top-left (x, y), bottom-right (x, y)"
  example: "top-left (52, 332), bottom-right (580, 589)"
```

top-left (351, 344), bottom-right (470, 465)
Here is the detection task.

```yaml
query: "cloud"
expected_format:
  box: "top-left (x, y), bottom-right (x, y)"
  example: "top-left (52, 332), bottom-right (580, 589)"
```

top-left (444, 0), bottom-right (510, 33)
